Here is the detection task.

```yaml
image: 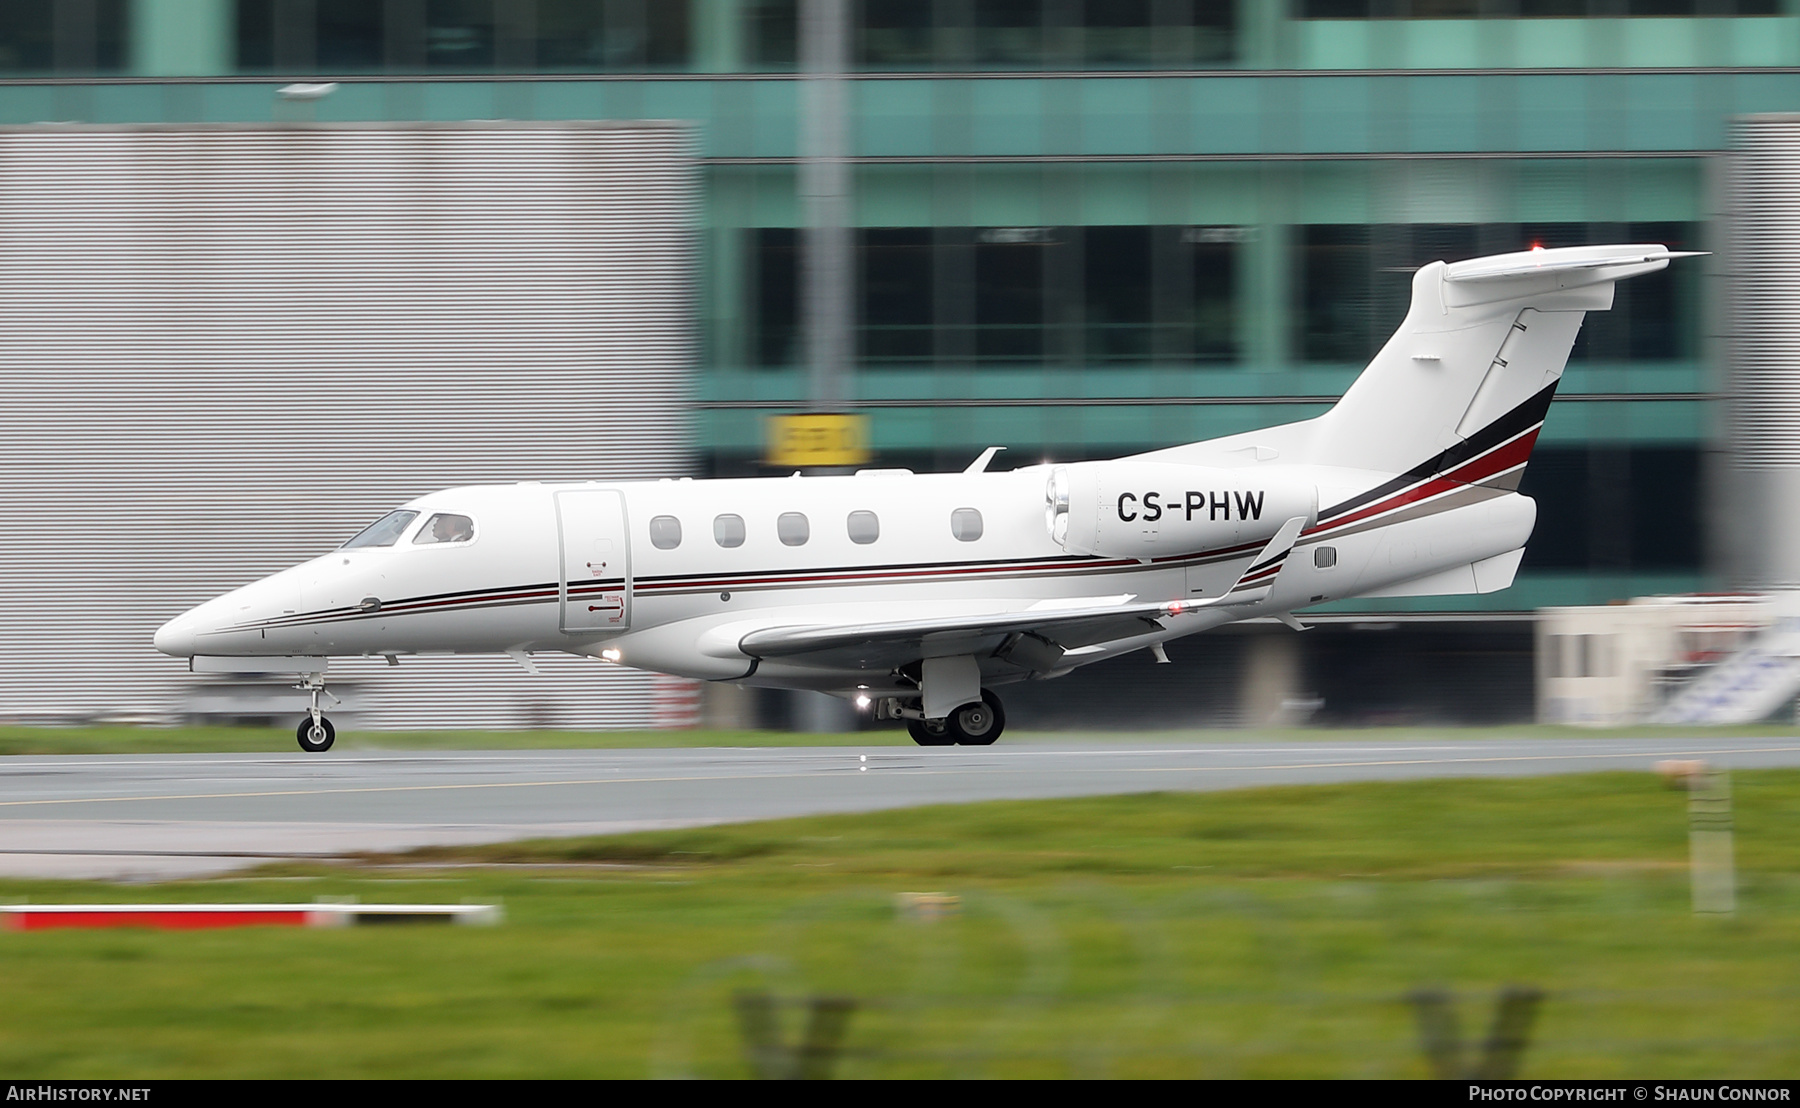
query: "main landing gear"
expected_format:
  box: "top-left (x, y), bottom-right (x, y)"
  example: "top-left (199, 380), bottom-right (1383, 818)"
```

top-left (295, 672), bottom-right (338, 753)
top-left (899, 690), bottom-right (1005, 747)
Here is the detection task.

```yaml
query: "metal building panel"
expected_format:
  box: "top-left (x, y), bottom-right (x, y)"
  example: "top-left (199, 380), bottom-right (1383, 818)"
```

top-left (0, 122), bottom-right (696, 729)
top-left (1727, 116), bottom-right (1800, 590)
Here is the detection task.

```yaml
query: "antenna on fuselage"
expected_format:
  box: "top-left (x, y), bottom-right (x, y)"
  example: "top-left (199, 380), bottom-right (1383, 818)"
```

top-left (963, 446), bottom-right (1006, 474)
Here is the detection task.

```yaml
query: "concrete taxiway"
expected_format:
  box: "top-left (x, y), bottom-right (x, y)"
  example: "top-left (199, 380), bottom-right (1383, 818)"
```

top-left (4, 736), bottom-right (1799, 880)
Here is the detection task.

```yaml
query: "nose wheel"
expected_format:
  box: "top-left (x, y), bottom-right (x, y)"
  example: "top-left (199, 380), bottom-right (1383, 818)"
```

top-left (294, 672), bottom-right (338, 753)
top-left (297, 715), bottom-right (336, 753)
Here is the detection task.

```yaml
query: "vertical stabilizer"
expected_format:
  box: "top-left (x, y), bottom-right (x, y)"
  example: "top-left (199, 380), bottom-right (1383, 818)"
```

top-left (1304, 245), bottom-right (1692, 479)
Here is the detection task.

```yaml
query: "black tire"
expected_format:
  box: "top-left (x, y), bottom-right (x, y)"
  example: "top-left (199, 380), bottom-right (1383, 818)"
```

top-left (947, 692), bottom-right (1005, 746)
top-left (296, 715), bottom-right (336, 753)
top-left (906, 716), bottom-right (954, 747)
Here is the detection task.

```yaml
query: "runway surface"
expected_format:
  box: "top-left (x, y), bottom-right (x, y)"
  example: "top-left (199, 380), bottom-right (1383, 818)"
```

top-left (4, 735), bottom-right (1800, 880)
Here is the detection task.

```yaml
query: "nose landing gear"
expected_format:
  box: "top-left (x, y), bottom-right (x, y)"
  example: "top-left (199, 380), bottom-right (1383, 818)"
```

top-left (295, 672), bottom-right (338, 753)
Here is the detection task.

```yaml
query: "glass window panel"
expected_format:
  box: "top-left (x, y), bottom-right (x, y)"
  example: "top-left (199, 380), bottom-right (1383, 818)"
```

top-left (535, 0), bottom-right (608, 69)
top-left (1628, 447), bottom-right (1702, 569)
top-left (0, 1), bottom-right (55, 72)
top-left (748, 0), bottom-right (797, 68)
top-left (427, 0), bottom-right (494, 69)
top-left (91, 0), bottom-right (128, 71)
top-left (1297, 0), bottom-right (1783, 15)
top-left (1191, 0), bottom-right (1235, 62)
top-left (1517, 447), bottom-right (1701, 572)
top-left (1083, 0), bottom-right (1153, 67)
top-left (847, 510), bottom-right (880, 544)
top-left (342, 510), bottom-right (420, 549)
top-left (950, 507), bottom-right (984, 542)
top-left (645, 1), bottom-right (690, 66)
top-left (649, 515), bottom-right (683, 550)
top-left (860, 228), bottom-right (934, 363)
top-left (319, 0), bottom-right (384, 70)
top-left (860, 0), bottom-right (933, 68)
top-left (974, 0), bottom-right (1043, 67)
top-left (236, 0), bottom-right (271, 69)
top-left (1299, 225), bottom-right (1375, 363)
top-left (714, 513), bottom-right (747, 548)
top-left (975, 228), bottom-right (1047, 361)
top-left (755, 229), bottom-right (800, 367)
top-left (778, 512), bottom-right (811, 546)
top-left (1191, 231), bottom-right (1238, 361)
top-left (1085, 226), bottom-right (1153, 362)
top-left (414, 513), bottom-right (476, 544)
top-left (1409, 0), bottom-right (1482, 15)
top-left (2, 0), bottom-right (127, 73)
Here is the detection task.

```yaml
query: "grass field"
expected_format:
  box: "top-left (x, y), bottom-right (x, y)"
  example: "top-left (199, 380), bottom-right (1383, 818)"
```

top-left (2, 771), bottom-right (1798, 1078)
top-left (1, 721), bottom-right (1794, 756)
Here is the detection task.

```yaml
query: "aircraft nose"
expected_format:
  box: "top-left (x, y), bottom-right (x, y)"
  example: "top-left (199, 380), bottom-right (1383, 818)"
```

top-left (154, 611), bottom-right (199, 657)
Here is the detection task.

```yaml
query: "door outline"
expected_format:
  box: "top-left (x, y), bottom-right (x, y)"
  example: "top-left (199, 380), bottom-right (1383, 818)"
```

top-left (555, 489), bottom-right (631, 634)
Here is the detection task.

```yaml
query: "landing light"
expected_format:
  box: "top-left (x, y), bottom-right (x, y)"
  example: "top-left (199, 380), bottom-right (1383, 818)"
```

top-left (600, 648), bottom-right (623, 663)
top-left (855, 695), bottom-right (872, 710)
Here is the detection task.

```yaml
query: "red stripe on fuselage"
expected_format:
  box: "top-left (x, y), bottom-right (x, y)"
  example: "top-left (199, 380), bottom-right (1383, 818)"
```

top-left (1306, 425), bottom-right (1540, 539)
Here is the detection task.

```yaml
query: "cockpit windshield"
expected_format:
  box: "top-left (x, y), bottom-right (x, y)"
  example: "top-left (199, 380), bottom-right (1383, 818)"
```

top-left (414, 513), bottom-right (475, 545)
top-left (341, 510), bottom-right (419, 549)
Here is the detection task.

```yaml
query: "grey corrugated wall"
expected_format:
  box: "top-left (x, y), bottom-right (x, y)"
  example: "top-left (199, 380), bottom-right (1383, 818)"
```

top-left (0, 121), bottom-right (696, 729)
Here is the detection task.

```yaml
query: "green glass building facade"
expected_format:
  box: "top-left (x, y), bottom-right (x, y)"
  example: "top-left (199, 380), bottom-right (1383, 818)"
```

top-left (10, 0), bottom-right (1796, 631)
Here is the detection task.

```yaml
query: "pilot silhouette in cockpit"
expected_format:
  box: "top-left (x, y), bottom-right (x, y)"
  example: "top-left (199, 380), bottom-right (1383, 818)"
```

top-left (430, 514), bottom-right (473, 544)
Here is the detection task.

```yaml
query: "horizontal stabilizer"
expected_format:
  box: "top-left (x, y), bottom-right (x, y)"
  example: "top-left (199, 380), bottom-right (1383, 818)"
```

top-left (1446, 245), bottom-right (1703, 283)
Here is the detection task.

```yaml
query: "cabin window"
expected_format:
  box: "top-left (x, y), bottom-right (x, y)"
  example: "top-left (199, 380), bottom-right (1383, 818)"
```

top-left (649, 515), bottom-right (682, 550)
top-left (714, 513), bottom-right (745, 548)
top-left (1313, 546), bottom-right (1336, 569)
top-left (341, 510), bottom-right (418, 549)
top-left (778, 511), bottom-right (810, 546)
top-left (414, 513), bottom-right (475, 545)
top-left (847, 510), bottom-right (880, 544)
top-left (950, 507), bottom-right (983, 542)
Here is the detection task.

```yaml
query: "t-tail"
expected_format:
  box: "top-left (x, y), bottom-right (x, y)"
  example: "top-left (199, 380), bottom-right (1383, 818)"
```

top-left (1306, 243), bottom-right (1696, 488)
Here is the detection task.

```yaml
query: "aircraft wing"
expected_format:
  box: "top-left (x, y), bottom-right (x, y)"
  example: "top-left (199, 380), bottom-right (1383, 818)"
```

top-left (733, 516), bottom-right (1309, 670)
top-left (737, 596), bottom-right (1178, 662)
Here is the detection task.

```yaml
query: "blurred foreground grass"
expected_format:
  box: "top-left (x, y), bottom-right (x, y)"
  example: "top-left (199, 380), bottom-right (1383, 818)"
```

top-left (1, 721), bottom-right (1794, 755)
top-left (3, 772), bottom-right (1799, 1077)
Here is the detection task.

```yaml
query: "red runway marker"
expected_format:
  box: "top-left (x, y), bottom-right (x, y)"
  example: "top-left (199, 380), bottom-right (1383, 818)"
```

top-left (1, 904), bottom-right (501, 931)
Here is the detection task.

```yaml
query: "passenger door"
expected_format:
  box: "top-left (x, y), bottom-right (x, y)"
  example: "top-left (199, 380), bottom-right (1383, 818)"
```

top-left (556, 489), bottom-right (631, 633)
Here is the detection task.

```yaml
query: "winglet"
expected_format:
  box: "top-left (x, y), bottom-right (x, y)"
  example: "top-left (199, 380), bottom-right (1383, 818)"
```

top-left (1218, 516), bottom-right (1308, 606)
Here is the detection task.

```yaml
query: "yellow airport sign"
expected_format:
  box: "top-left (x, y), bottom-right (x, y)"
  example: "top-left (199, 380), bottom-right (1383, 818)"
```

top-left (766, 413), bottom-right (871, 468)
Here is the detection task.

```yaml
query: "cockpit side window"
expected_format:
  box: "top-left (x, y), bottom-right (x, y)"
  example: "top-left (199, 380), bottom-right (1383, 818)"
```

top-left (414, 513), bottom-right (476, 545)
top-left (341, 510), bottom-right (419, 549)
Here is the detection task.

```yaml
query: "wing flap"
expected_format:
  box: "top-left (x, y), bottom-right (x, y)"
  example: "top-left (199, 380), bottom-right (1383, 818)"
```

top-left (737, 599), bottom-right (1173, 660)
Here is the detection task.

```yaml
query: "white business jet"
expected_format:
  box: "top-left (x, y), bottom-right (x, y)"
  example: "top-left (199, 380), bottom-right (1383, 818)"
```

top-left (156, 243), bottom-right (1694, 751)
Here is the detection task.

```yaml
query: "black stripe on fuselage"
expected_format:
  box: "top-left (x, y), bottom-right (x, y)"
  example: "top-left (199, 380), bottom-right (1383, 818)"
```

top-left (1316, 378), bottom-right (1560, 523)
top-left (221, 543), bottom-right (1267, 632)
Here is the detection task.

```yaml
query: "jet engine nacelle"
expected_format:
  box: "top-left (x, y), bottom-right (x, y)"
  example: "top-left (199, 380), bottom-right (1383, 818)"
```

top-left (1046, 462), bottom-right (1317, 559)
